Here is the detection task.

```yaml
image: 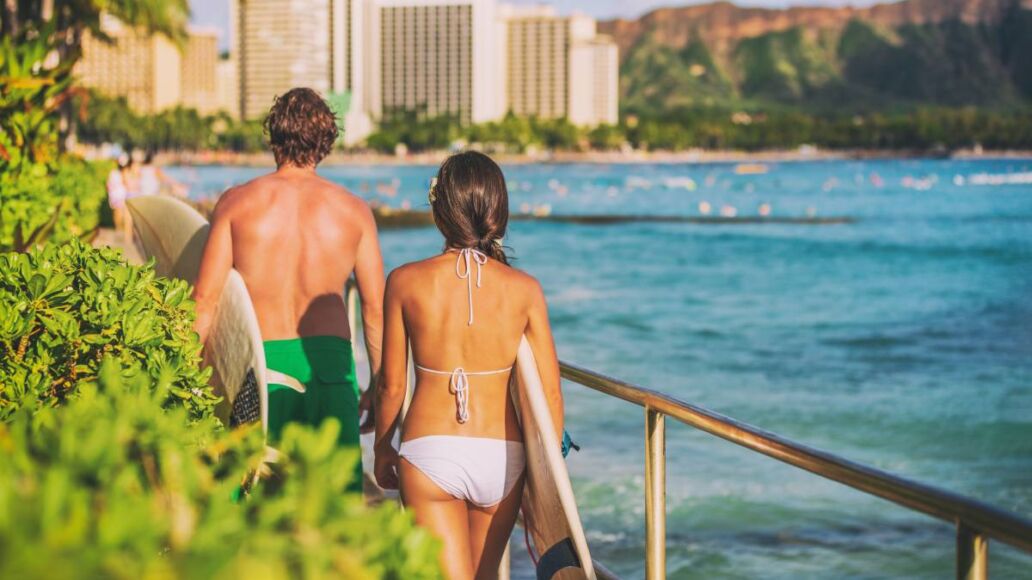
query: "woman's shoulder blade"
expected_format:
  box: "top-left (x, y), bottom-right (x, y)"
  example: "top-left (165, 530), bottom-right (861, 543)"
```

top-left (387, 257), bottom-right (437, 288)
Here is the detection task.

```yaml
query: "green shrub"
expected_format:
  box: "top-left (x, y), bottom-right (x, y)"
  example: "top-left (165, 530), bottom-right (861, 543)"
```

top-left (0, 31), bottom-right (109, 251)
top-left (0, 240), bottom-right (217, 422)
top-left (0, 29), bottom-right (73, 175)
top-left (0, 157), bottom-right (110, 252)
top-left (0, 361), bottom-right (443, 579)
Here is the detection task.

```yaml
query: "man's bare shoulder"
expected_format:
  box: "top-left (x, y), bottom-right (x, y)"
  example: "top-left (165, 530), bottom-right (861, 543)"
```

top-left (307, 175), bottom-right (374, 221)
top-left (212, 174), bottom-right (277, 216)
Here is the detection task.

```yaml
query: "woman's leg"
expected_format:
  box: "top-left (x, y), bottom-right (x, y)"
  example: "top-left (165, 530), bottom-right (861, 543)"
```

top-left (400, 458), bottom-right (474, 580)
top-left (468, 476), bottom-right (524, 580)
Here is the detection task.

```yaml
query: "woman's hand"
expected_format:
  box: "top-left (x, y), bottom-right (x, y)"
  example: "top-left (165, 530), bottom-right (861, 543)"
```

top-left (374, 444), bottom-right (400, 490)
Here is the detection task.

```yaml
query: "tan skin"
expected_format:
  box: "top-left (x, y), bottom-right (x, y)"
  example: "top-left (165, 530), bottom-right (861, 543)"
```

top-left (192, 164), bottom-right (385, 425)
top-left (374, 250), bottom-right (563, 580)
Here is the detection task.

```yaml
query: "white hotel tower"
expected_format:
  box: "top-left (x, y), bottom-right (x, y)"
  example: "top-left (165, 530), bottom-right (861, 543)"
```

top-left (366, 0), bottom-right (506, 125)
top-left (232, 0), bottom-right (617, 144)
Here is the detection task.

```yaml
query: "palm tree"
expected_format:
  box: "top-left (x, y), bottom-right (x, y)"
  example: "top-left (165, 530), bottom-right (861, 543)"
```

top-left (1, 0), bottom-right (190, 150)
top-left (2, 1), bottom-right (190, 54)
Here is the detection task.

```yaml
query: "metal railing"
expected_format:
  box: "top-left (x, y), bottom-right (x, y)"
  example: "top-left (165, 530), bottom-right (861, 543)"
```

top-left (560, 361), bottom-right (1032, 580)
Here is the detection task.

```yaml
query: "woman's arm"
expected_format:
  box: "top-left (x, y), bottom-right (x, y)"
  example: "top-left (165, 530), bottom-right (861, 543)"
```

top-left (373, 270), bottom-right (408, 489)
top-left (526, 279), bottom-right (563, 440)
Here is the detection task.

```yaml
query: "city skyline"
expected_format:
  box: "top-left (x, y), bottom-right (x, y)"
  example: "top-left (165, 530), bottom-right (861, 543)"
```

top-left (191, 0), bottom-right (901, 49)
top-left (77, 0), bottom-right (620, 135)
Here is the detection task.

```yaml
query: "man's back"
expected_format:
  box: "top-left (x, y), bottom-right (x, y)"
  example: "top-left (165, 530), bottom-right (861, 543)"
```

top-left (217, 168), bottom-right (373, 340)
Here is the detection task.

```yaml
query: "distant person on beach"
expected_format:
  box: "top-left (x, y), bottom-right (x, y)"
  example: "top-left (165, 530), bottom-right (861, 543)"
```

top-left (192, 88), bottom-right (385, 484)
top-left (373, 151), bottom-right (564, 579)
top-left (106, 155), bottom-right (133, 244)
top-left (123, 153), bottom-right (141, 198)
top-left (138, 151), bottom-right (185, 197)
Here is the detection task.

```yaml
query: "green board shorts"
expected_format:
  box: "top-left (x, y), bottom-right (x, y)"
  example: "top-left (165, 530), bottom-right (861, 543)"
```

top-left (264, 335), bottom-right (362, 489)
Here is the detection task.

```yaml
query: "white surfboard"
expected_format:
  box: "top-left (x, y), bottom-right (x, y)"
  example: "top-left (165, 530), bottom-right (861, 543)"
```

top-left (514, 336), bottom-right (595, 580)
top-left (128, 195), bottom-right (269, 429)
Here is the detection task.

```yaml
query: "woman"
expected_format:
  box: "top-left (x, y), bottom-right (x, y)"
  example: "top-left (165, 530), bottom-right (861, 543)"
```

top-left (374, 151), bottom-right (563, 579)
top-left (106, 155), bottom-right (133, 244)
top-left (139, 151), bottom-right (173, 196)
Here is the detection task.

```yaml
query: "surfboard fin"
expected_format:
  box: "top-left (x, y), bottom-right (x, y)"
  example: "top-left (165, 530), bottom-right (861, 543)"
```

top-left (266, 370), bottom-right (306, 394)
top-left (536, 537), bottom-right (582, 580)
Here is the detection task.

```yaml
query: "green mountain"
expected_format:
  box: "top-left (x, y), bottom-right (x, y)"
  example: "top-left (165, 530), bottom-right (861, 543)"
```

top-left (600, 0), bottom-right (1032, 114)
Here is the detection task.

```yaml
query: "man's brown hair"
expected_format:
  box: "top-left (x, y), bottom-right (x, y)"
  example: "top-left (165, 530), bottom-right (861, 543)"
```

top-left (264, 88), bottom-right (338, 168)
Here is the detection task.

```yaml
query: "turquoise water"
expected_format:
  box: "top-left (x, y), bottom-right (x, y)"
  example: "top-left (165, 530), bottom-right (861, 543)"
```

top-left (169, 159), bottom-right (1032, 578)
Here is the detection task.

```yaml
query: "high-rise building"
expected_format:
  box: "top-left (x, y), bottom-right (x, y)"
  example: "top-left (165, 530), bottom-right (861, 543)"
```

top-left (369, 0), bottom-right (505, 125)
top-left (232, 0), bottom-right (337, 119)
top-left (232, 0), bottom-right (370, 142)
top-left (569, 36), bottom-right (619, 127)
top-left (339, 0), bottom-right (374, 145)
top-left (180, 27), bottom-right (220, 115)
top-left (505, 7), bottom-right (567, 120)
top-left (215, 57), bottom-right (240, 119)
top-left (504, 9), bottom-right (598, 122)
top-left (76, 15), bottom-right (182, 113)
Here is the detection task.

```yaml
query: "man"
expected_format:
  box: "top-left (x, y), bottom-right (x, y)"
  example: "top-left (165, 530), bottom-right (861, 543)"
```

top-left (193, 88), bottom-right (384, 480)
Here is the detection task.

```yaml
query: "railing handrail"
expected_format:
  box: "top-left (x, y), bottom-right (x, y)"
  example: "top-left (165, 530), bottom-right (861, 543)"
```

top-left (559, 359), bottom-right (1032, 555)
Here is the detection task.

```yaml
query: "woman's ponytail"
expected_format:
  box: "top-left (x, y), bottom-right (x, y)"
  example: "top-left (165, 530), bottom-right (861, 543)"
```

top-left (476, 236), bottom-right (509, 265)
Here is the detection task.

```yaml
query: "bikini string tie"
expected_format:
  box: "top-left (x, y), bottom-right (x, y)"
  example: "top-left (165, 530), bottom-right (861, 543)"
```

top-left (455, 248), bottom-right (488, 326)
top-left (449, 367), bottom-right (471, 423)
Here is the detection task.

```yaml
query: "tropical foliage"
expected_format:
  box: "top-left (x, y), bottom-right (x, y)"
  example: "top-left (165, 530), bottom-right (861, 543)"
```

top-left (618, 7), bottom-right (1032, 114)
top-left (0, 1), bottom-right (201, 252)
top-left (0, 27), bottom-right (75, 174)
top-left (0, 157), bottom-right (110, 252)
top-left (75, 90), bottom-right (266, 153)
top-left (0, 361), bottom-right (443, 579)
top-left (367, 110), bottom-right (589, 153)
top-left (0, 0), bottom-right (190, 55)
top-left (0, 241), bottom-right (217, 422)
top-left (625, 107), bottom-right (1032, 151)
top-left (362, 106), bottom-right (1032, 153)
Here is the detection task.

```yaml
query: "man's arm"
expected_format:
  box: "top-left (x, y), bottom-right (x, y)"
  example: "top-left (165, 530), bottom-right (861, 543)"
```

top-left (192, 195), bottom-right (235, 345)
top-left (373, 271), bottom-right (407, 489)
top-left (352, 203), bottom-right (386, 381)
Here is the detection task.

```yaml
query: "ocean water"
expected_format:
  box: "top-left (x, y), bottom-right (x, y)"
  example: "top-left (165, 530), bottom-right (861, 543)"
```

top-left (168, 159), bottom-right (1032, 579)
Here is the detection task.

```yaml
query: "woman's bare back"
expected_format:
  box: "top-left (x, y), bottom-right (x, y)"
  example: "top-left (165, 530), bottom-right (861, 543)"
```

top-left (389, 252), bottom-right (546, 442)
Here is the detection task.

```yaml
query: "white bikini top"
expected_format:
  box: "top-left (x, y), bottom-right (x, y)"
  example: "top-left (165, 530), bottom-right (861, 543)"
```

top-left (415, 248), bottom-right (513, 423)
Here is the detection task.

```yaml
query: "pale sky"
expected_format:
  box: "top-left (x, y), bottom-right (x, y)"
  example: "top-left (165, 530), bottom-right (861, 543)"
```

top-left (191, 0), bottom-right (900, 49)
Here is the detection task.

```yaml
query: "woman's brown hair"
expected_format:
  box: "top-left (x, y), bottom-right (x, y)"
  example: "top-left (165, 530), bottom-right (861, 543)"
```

top-left (430, 151), bottom-right (510, 264)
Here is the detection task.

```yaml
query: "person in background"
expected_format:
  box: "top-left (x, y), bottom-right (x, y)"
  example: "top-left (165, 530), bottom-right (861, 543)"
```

top-left (123, 152), bottom-right (140, 199)
top-left (191, 88), bottom-right (385, 488)
top-left (374, 151), bottom-right (564, 580)
top-left (138, 151), bottom-right (181, 196)
top-left (106, 155), bottom-right (133, 244)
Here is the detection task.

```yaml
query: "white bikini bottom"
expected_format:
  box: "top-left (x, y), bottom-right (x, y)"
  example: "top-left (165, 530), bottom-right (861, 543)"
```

top-left (399, 435), bottom-right (525, 508)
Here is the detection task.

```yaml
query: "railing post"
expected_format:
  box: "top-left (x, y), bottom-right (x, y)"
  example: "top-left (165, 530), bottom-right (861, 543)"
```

top-left (645, 408), bottom-right (667, 580)
top-left (957, 523), bottom-right (988, 580)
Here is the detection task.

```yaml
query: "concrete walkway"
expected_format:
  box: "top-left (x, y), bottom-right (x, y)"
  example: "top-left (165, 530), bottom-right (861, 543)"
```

top-left (92, 228), bottom-right (143, 264)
